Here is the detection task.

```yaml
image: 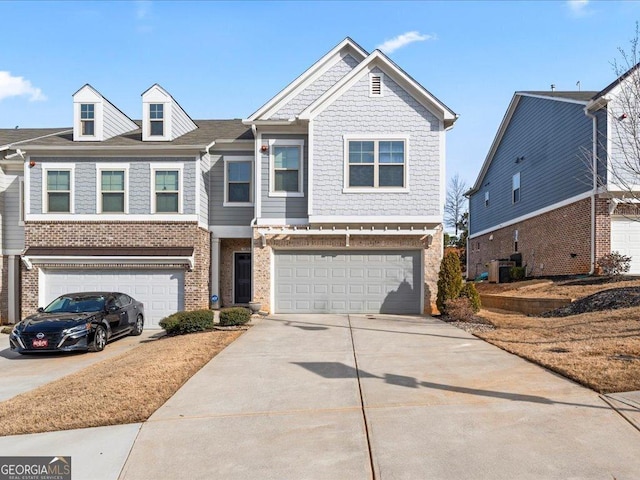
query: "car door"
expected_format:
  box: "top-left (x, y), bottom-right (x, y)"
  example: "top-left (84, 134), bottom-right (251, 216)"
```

top-left (117, 294), bottom-right (136, 332)
top-left (104, 295), bottom-right (128, 335)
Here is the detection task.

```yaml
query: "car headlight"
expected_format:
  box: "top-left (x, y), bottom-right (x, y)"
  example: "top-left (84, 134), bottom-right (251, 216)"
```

top-left (10, 323), bottom-right (22, 336)
top-left (62, 323), bottom-right (91, 336)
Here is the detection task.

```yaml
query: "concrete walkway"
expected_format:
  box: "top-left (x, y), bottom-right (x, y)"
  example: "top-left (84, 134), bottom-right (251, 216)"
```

top-left (119, 315), bottom-right (640, 480)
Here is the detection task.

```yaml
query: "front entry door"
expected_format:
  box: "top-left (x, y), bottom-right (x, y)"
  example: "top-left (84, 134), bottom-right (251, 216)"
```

top-left (234, 253), bottom-right (252, 304)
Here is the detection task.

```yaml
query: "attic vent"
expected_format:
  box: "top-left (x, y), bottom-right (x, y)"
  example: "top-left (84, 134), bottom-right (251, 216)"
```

top-left (370, 73), bottom-right (383, 97)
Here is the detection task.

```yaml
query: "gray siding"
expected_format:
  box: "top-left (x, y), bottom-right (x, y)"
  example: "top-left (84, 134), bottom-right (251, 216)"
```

top-left (30, 157), bottom-right (196, 215)
top-left (261, 134), bottom-right (308, 220)
top-left (102, 101), bottom-right (137, 140)
top-left (469, 96), bottom-right (593, 235)
top-left (170, 103), bottom-right (197, 140)
top-left (270, 54), bottom-right (360, 120)
top-left (199, 153), bottom-right (210, 225)
top-left (208, 150), bottom-right (255, 226)
top-left (0, 168), bottom-right (24, 251)
top-left (313, 67), bottom-right (442, 217)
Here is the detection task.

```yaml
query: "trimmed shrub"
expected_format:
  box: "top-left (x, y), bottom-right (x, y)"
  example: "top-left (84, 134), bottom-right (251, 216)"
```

top-left (510, 266), bottom-right (526, 281)
top-left (598, 251), bottom-right (632, 276)
top-left (443, 297), bottom-right (477, 322)
top-left (460, 282), bottom-right (481, 313)
top-left (159, 309), bottom-right (214, 335)
top-left (437, 250), bottom-right (463, 315)
top-left (219, 307), bottom-right (251, 326)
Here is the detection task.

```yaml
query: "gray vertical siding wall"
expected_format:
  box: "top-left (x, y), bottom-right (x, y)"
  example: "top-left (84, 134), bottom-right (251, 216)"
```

top-left (208, 150), bottom-right (255, 226)
top-left (0, 167), bottom-right (24, 251)
top-left (312, 67), bottom-right (442, 217)
top-left (260, 134), bottom-right (309, 220)
top-left (30, 157), bottom-right (196, 215)
top-left (469, 96), bottom-right (594, 235)
top-left (270, 54), bottom-right (360, 120)
top-left (200, 154), bottom-right (210, 225)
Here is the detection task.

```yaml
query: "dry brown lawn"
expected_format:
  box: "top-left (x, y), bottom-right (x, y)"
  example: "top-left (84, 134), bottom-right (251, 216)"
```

top-left (0, 330), bottom-right (243, 437)
top-left (476, 277), bottom-right (640, 299)
top-left (477, 307), bottom-right (640, 393)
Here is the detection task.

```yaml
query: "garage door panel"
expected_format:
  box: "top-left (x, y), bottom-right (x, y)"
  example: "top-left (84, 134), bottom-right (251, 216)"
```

top-left (611, 218), bottom-right (640, 275)
top-left (42, 269), bottom-right (184, 329)
top-left (275, 250), bottom-right (421, 314)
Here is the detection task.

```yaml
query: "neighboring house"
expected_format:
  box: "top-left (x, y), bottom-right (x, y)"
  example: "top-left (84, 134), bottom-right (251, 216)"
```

top-left (467, 65), bottom-right (640, 278)
top-left (0, 37), bottom-right (457, 326)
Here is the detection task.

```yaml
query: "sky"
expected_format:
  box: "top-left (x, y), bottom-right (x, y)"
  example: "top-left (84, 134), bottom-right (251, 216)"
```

top-left (2, 0), bottom-right (640, 191)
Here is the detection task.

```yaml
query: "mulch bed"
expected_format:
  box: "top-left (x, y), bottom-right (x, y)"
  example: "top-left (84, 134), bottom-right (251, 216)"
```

top-left (540, 287), bottom-right (640, 317)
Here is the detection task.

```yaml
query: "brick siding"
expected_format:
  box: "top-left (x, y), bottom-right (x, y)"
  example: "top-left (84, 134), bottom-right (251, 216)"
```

top-left (21, 222), bottom-right (210, 317)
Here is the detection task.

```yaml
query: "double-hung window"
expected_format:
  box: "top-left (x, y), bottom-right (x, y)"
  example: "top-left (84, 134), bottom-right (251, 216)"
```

top-left (45, 167), bottom-right (73, 213)
top-left (512, 172), bottom-right (521, 204)
top-left (269, 139), bottom-right (304, 196)
top-left (97, 165), bottom-right (128, 213)
top-left (150, 104), bottom-right (164, 136)
top-left (153, 168), bottom-right (181, 213)
top-left (345, 137), bottom-right (408, 190)
top-left (80, 104), bottom-right (95, 136)
top-left (224, 157), bottom-right (253, 206)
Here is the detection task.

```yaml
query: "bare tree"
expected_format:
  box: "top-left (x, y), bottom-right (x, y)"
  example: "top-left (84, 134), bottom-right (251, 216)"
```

top-left (444, 174), bottom-right (468, 236)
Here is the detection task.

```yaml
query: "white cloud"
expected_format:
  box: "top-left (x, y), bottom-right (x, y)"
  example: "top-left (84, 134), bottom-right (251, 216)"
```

top-left (136, 0), bottom-right (151, 19)
top-left (377, 31), bottom-right (436, 54)
top-left (0, 72), bottom-right (46, 102)
top-left (567, 0), bottom-right (591, 17)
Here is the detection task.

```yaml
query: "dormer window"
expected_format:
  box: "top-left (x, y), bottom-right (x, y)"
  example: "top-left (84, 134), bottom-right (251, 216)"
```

top-left (150, 104), bottom-right (164, 136)
top-left (80, 104), bottom-right (95, 136)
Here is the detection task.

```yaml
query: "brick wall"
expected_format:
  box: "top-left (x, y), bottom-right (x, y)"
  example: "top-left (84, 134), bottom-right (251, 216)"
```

top-left (468, 198), bottom-right (592, 278)
top-left (594, 196), bottom-right (611, 266)
top-left (22, 222), bottom-right (210, 317)
top-left (252, 229), bottom-right (442, 314)
top-left (220, 238), bottom-right (251, 307)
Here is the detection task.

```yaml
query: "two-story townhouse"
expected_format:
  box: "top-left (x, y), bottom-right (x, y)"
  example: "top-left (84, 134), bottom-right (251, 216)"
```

top-left (467, 65), bottom-right (640, 278)
top-left (242, 38), bottom-right (457, 314)
top-left (1, 37), bottom-right (456, 327)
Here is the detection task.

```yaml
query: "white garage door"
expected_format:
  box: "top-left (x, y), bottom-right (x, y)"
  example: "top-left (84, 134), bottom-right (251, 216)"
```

top-left (611, 217), bottom-right (640, 274)
top-left (42, 269), bottom-right (185, 329)
top-left (274, 250), bottom-right (422, 314)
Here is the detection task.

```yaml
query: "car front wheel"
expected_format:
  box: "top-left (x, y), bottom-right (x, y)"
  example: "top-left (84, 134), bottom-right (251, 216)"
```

top-left (131, 315), bottom-right (144, 336)
top-left (91, 325), bottom-right (107, 352)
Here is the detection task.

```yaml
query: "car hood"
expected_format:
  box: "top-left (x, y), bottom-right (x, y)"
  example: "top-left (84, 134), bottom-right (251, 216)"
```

top-left (20, 312), bottom-right (96, 332)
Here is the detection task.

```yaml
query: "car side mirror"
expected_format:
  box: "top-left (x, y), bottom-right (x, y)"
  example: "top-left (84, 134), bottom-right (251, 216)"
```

top-left (37, 307), bottom-right (44, 313)
top-left (107, 304), bottom-right (119, 313)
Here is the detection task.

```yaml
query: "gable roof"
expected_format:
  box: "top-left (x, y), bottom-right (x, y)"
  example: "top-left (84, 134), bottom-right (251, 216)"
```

top-left (0, 128), bottom-right (73, 150)
top-left (6, 120), bottom-right (252, 150)
top-left (73, 83), bottom-right (138, 132)
top-left (468, 90), bottom-right (597, 195)
top-left (298, 49), bottom-right (457, 127)
top-left (591, 62), bottom-right (640, 100)
top-left (245, 37), bottom-right (368, 122)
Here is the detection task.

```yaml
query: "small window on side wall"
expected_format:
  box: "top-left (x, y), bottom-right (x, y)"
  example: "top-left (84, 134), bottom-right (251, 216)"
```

top-left (512, 172), bottom-right (521, 204)
top-left (485, 191), bottom-right (489, 207)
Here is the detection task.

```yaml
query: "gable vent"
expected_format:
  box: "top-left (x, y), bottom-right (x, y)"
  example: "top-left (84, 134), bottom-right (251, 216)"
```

top-left (370, 73), bottom-right (383, 97)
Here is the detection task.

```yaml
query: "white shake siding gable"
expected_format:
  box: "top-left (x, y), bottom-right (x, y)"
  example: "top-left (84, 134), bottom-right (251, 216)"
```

top-left (312, 68), bottom-right (442, 217)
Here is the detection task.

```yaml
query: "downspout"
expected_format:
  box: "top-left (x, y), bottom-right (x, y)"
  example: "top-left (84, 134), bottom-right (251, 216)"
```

top-left (584, 107), bottom-right (598, 275)
top-left (250, 123), bottom-right (259, 302)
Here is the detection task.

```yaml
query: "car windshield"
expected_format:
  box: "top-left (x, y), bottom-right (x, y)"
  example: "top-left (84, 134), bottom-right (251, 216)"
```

top-left (44, 295), bottom-right (106, 314)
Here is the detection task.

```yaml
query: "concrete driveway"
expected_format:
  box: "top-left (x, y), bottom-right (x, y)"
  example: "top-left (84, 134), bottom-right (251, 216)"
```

top-left (120, 314), bottom-right (640, 480)
top-left (0, 330), bottom-right (158, 401)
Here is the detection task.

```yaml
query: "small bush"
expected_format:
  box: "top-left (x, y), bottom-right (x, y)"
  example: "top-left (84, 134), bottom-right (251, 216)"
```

top-left (159, 309), bottom-right (214, 335)
top-left (219, 307), bottom-right (251, 326)
top-left (510, 266), bottom-right (526, 281)
top-left (443, 297), bottom-right (477, 322)
top-left (598, 251), bottom-right (632, 276)
top-left (437, 250), bottom-right (464, 315)
top-left (460, 283), bottom-right (481, 313)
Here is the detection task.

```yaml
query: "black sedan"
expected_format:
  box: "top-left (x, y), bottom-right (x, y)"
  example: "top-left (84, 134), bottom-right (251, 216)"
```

top-left (9, 292), bottom-right (144, 354)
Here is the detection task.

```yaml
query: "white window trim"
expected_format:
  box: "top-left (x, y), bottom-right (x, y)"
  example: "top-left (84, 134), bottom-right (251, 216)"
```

top-left (342, 134), bottom-right (410, 193)
top-left (42, 163), bottom-right (75, 214)
top-left (74, 101), bottom-right (103, 141)
top-left (96, 163), bottom-right (130, 214)
top-left (223, 156), bottom-right (254, 207)
top-left (369, 72), bottom-right (384, 97)
top-left (143, 102), bottom-right (172, 141)
top-left (512, 172), bottom-right (521, 204)
top-left (149, 103), bottom-right (165, 137)
top-left (150, 162), bottom-right (183, 214)
top-left (269, 138), bottom-right (305, 198)
top-left (18, 178), bottom-right (25, 226)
